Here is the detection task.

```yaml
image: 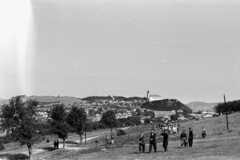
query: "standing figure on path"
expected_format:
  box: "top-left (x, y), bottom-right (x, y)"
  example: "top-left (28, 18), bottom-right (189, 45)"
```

top-left (111, 135), bottom-right (114, 144)
top-left (106, 135), bottom-right (109, 144)
top-left (56, 139), bottom-right (59, 149)
top-left (173, 125), bottom-right (177, 134)
top-left (180, 130), bottom-right (187, 148)
top-left (177, 123), bottom-right (180, 133)
top-left (95, 138), bottom-right (99, 146)
top-left (149, 129), bottom-right (157, 153)
top-left (138, 131), bottom-right (145, 153)
top-left (188, 127), bottom-right (193, 147)
top-left (160, 129), bottom-right (169, 152)
top-left (202, 127), bottom-right (207, 138)
top-left (53, 140), bottom-right (57, 149)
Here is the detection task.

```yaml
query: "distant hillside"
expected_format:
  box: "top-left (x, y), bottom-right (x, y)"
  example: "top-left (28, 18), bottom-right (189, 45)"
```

top-left (141, 99), bottom-right (192, 116)
top-left (28, 96), bottom-right (81, 105)
top-left (81, 96), bottom-right (145, 102)
top-left (0, 99), bottom-right (9, 106)
top-left (186, 101), bottom-right (219, 112)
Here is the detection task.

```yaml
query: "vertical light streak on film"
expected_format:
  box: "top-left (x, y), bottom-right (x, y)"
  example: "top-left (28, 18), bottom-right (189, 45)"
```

top-left (15, 0), bottom-right (35, 96)
top-left (0, 0), bottom-right (35, 96)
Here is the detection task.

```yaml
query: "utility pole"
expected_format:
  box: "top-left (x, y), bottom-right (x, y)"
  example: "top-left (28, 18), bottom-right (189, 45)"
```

top-left (85, 113), bottom-right (87, 144)
top-left (224, 94), bottom-right (229, 130)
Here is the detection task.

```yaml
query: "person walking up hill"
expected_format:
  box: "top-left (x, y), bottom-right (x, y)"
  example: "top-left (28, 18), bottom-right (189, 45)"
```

top-left (149, 129), bottom-right (157, 153)
top-left (138, 131), bottom-right (145, 153)
top-left (202, 127), bottom-right (207, 138)
top-left (180, 130), bottom-right (187, 148)
top-left (160, 129), bottom-right (169, 152)
top-left (188, 128), bottom-right (193, 147)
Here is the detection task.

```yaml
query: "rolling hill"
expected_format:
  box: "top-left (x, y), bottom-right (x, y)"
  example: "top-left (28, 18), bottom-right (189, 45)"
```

top-left (28, 96), bottom-right (81, 105)
top-left (0, 96), bottom-right (82, 107)
top-left (141, 99), bottom-right (192, 116)
top-left (186, 101), bottom-right (219, 112)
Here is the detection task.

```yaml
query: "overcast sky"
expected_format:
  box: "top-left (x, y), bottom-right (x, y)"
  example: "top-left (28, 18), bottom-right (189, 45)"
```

top-left (0, 0), bottom-right (240, 103)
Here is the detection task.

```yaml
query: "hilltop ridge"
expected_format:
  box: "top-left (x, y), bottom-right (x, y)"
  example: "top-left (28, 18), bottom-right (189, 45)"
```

top-left (186, 101), bottom-right (219, 112)
top-left (141, 99), bottom-right (192, 116)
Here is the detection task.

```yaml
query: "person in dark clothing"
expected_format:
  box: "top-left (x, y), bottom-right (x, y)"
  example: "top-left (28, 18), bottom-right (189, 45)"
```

top-left (106, 135), bottom-right (109, 144)
top-left (177, 123), bottom-right (180, 133)
top-left (188, 127), bottom-right (193, 147)
top-left (54, 141), bottom-right (57, 149)
top-left (160, 129), bottom-right (169, 152)
top-left (149, 129), bottom-right (157, 153)
top-left (95, 138), bottom-right (99, 146)
top-left (138, 131), bottom-right (145, 153)
top-left (180, 130), bottom-right (187, 148)
top-left (111, 135), bottom-right (114, 144)
top-left (56, 140), bottom-right (59, 149)
top-left (202, 127), bottom-right (207, 138)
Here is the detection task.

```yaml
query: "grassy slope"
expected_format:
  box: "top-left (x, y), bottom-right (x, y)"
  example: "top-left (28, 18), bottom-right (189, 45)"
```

top-left (186, 102), bottom-right (219, 112)
top-left (35, 113), bottom-right (240, 160)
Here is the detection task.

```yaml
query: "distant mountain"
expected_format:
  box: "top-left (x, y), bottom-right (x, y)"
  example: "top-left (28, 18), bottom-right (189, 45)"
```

top-left (141, 99), bottom-right (192, 116)
top-left (186, 101), bottom-right (219, 112)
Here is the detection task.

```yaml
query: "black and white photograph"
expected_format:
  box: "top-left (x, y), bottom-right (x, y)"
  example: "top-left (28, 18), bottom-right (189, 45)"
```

top-left (0, 0), bottom-right (240, 159)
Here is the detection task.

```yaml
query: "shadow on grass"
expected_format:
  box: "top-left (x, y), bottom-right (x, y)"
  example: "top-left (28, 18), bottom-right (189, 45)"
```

top-left (0, 153), bottom-right (29, 160)
top-left (131, 151), bottom-right (148, 154)
top-left (41, 146), bottom-right (55, 151)
top-left (130, 150), bottom-right (164, 155)
top-left (65, 141), bottom-right (78, 145)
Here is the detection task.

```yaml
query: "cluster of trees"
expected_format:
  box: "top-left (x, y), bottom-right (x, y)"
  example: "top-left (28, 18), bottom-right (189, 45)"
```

top-left (214, 100), bottom-right (240, 113)
top-left (118, 116), bottom-right (141, 126)
top-left (0, 96), bottom-right (144, 160)
top-left (0, 96), bottom-right (88, 160)
top-left (0, 97), bottom-right (43, 160)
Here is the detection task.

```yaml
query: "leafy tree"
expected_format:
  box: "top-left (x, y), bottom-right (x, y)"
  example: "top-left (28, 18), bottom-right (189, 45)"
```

top-left (214, 100), bottom-right (240, 114)
top-left (66, 106), bottom-right (86, 145)
top-left (145, 111), bottom-right (155, 118)
top-left (170, 114), bottom-right (178, 121)
top-left (100, 110), bottom-right (118, 134)
top-left (128, 116), bottom-right (141, 125)
top-left (88, 109), bottom-right (94, 116)
top-left (0, 96), bottom-right (42, 160)
top-left (50, 104), bottom-right (70, 149)
top-left (136, 108), bottom-right (142, 116)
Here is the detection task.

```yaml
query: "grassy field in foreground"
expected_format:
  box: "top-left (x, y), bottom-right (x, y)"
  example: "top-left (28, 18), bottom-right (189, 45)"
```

top-left (34, 112), bottom-right (240, 160)
top-left (39, 136), bottom-right (240, 160)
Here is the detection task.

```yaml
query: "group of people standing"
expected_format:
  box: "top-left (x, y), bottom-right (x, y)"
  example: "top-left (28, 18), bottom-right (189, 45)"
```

top-left (179, 128), bottom-right (193, 148)
top-left (53, 139), bottom-right (59, 149)
top-left (105, 135), bottom-right (115, 144)
top-left (139, 129), bottom-right (169, 153)
top-left (139, 126), bottom-right (205, 153)
top-left (159, 123), bottom-right (180, 134)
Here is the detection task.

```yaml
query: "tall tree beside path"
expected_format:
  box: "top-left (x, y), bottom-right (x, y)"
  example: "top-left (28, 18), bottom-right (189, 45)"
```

top-left (50, 104), bottom-right (70, 149)
top-left (100, 110), bottom-right (118, 134)
top-left (0, 96), bottom-right (42, 160)
top-left (67, 106), bottom-right (86, 145)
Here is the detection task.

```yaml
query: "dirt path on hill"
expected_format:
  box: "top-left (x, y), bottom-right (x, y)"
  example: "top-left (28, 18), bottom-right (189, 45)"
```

top-left (0, 127), bottom-right (130, 158)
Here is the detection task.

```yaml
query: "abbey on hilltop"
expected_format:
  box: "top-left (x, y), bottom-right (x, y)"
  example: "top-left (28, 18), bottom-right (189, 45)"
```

top-left (147, 90), bottom-right (161, 102)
